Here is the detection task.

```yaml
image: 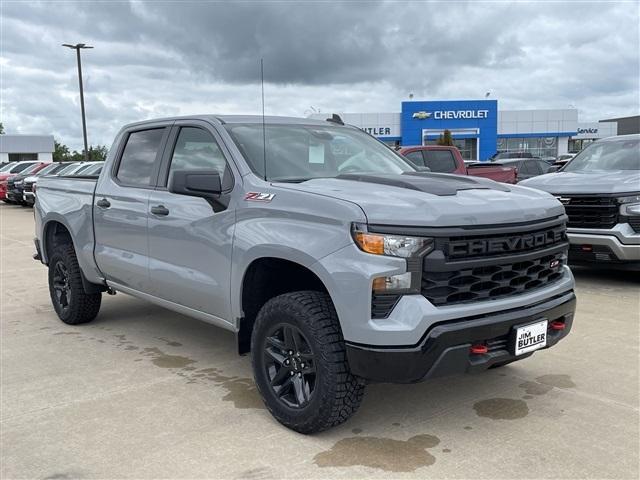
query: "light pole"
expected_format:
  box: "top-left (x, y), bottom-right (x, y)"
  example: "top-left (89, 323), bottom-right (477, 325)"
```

top-left (62, 43), bottom-right (93, 161)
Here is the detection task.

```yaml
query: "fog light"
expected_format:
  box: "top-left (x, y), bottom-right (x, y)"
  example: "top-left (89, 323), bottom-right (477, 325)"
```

top-left (372, 272), bottom-right (412, 292)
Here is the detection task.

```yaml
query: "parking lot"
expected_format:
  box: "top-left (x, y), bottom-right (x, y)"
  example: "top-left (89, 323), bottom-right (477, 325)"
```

top-left (0, 203), bottom-right (638, 479)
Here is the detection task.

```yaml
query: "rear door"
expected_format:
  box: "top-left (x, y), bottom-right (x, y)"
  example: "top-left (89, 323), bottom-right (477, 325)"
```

top-left (147, 121), bottom-right (237, 323)
top-left (93, 125), bottom-right (170, 292)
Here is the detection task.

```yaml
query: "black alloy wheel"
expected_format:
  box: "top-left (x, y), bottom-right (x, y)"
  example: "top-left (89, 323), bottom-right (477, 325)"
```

top-left (51, 260), bottom-right (72, 315)
top-left (263, 324), bottom-right (316, 409)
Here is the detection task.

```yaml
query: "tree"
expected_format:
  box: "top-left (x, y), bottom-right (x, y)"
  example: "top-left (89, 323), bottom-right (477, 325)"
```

top-left (53, 139), bottom-right (108, 162)
top-left (0, 122), bottom-right (4, 134)
top-left (53, 141), bottom-right (70, 162)
top-left (436, 129), bottom-right (454, 146)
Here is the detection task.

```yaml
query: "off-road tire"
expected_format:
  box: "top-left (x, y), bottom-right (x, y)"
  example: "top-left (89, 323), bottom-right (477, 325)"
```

top-left (48, 244), bottom-right (101, 325)
top-left (251, 291), bottom-right (365, 434)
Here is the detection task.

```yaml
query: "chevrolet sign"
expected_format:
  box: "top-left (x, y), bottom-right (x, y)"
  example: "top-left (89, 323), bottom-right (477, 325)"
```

top-left (412, 110), bottom-right (489, 120)
top-left (412, 111), bottom-right (432, 119)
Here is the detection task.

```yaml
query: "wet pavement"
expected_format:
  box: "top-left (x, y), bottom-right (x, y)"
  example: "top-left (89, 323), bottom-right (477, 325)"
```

top-left (1, 203), bottom-right (638, 479)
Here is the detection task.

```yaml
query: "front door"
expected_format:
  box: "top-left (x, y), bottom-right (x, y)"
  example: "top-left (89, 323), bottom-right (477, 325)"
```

top-left (94, 126), bottom-right (169, 292)
top-left (147, 123), bottom-right (236, 324)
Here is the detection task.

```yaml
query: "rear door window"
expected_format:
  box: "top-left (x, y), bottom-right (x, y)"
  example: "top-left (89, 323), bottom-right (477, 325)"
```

top-left (404, 151), bottom-right (425, 167)
top-left (116, 128), bottom-right (165, 186)
top-left (423, 150), bottom-right (457, 173)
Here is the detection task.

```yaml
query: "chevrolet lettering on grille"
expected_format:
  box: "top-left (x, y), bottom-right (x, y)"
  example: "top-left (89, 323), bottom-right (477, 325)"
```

top-left (447, 227), bottom-right (566, 257)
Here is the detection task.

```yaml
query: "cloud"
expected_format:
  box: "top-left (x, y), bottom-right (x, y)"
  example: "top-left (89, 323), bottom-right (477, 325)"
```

top-left (1, 1), bottom-right (638, 149)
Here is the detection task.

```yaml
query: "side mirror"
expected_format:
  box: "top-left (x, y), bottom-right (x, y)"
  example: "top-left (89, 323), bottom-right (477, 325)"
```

top-left (547, 165), bottom-right (560, 173)
top-left (169, 170), bottom-right (222, 199)
top-left (415, 166), bottom-right (431, 172)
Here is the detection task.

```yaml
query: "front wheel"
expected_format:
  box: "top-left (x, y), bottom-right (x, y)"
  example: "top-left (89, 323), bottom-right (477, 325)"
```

top-left (48, 244), bottom-right (102, 325)
top-left (251, 291), bottom-right (365, 434)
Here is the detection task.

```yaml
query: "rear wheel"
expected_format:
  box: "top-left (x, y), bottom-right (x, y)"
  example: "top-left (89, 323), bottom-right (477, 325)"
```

top-left (48, 244), bottom-right (101, 325)
top-left (251, 291), bottom-right (365, 434)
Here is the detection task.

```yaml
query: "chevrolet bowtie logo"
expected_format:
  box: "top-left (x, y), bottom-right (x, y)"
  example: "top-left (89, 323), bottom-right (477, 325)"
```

top-left (412, 111), bottom-right (432, 119)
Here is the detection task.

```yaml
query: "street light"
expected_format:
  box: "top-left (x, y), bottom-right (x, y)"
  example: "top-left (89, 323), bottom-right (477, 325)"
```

top-left (62, 43), bottom-right (93, 161)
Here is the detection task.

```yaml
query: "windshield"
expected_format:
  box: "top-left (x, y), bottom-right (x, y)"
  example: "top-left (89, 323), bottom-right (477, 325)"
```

top-left (57, 163), bottom-right (84, 175)
top-left (0, 162), bottom-right (17, 172)
top-left (21, 163), bottom-right (43, 175)
top-left (35, 163), bottom-right (59, 176)
top-left (563, 138), bottom-right (639, 172)
top-left (225, 123), bottom-right (415, 181)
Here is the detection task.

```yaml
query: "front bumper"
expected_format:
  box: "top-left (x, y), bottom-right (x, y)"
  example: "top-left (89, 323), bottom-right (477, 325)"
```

top-left (568, 224), bottom-right (640, 263)
top-left (23, 192), bottom-right (35, 204)
top-left (346, 291), bottom-right (576, 383)
top-left (6, 189), bottom-right (24, 202)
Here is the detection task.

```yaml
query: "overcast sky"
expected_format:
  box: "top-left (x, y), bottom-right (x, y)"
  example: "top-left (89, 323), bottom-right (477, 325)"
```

top-left (2, 1), bottom-right (639, 150)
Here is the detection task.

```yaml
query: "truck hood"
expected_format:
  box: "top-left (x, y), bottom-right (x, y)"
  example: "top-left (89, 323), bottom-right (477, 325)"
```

top-left (277, 173), bottom-right (564, 227)
top-left (520, 170), bottom-right (640, 195)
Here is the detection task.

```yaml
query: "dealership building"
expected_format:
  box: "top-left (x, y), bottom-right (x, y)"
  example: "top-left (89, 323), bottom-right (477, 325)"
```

top-left (0, 135), bottom-right (55, 163)
top-left (311, 99), bottom-right (620, 161)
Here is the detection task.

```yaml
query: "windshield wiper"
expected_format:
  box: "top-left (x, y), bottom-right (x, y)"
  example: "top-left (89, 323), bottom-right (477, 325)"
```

top-left (270, 177), bottom-right (314, 183)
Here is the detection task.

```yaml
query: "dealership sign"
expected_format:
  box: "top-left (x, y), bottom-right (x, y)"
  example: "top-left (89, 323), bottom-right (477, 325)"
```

top-left (412, 110), bottom-right (489, 120)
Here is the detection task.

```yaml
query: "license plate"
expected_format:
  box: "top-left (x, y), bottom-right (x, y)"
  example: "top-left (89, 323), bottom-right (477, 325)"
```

top-left (514, 320), bottom-right (548, 356)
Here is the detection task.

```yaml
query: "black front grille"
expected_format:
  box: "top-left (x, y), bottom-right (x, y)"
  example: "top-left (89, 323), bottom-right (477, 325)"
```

top-left (23, 183), bottom-right (33, 192)
top-left (629, 217), bottom-right (640, 233)
top-left (422, 252), bottom-right (565, 306)
top-left (561, 196), bottom-right (618, 229)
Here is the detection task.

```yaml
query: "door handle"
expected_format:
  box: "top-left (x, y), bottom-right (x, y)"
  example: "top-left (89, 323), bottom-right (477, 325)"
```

top-left (96, 198), bottom-right (111, 209)
top-left (150, 205), bottom-right (170, 216)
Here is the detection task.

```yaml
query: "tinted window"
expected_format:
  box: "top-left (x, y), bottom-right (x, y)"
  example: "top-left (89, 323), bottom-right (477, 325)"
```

top-left (116, 128), bottom-right (165, 186)
top-left (11, 162), bottom-right (37, 173)
top-left (536, 160), bottom-right (551, 173)
top-left (521, 160), bottom-right (538, 175)
top-left (168, 128), bottom-right (228, 185)
top-left (424, 150), bottom-right (457, 173)
top-left (404, 151), bottom-right (424, 166)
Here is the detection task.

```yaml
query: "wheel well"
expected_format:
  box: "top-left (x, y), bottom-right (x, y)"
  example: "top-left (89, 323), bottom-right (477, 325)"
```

top-left (43, 221), bottom-right (73, 262)
top-left (237, 258), bottom-right (328, 354)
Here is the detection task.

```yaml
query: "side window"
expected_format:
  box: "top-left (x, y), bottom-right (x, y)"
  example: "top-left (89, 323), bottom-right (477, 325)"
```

top-left (404, 151), bottom-right (424, 166)
top-left (521, 161), bottom-right (537, 175)
top-left (537, 160), bottom-right (550, 173)
top-left (116, 128), bottom-right (165, 186)
top-left (168, 127), bottom-right (230, 186)
top-left (423, 150), bottom-right (457, 173)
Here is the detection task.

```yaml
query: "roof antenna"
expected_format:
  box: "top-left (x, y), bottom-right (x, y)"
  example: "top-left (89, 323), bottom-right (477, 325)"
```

top-left (261, 58), bottom-right (267, 181)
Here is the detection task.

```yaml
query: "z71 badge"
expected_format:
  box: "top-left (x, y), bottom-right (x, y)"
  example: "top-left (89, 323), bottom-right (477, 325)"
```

top-left (245, 192), bottom-right (275, 202)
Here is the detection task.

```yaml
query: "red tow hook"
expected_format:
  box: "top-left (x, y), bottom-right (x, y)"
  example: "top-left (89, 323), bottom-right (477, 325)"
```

top-left (550, 320), bottom-right (566, 331)
top-left (470, 344), bottom-right (488, 354)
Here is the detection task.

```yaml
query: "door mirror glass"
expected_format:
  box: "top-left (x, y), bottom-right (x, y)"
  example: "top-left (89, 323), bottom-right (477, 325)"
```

top-left (547, 165), bottom-right (560, 173)
top-left (169, 170), bottom-right (222, 199)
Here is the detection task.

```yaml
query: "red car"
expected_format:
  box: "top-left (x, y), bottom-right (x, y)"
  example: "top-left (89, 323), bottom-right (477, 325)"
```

top-left (398, 145), bottom-right (518, 184)
top-left (0, 161), bottom-right (50, 201)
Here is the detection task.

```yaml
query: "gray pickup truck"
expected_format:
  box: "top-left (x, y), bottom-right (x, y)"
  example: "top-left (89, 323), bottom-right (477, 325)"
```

top-left (521, 134), bottom-right (640, 269)
top-left (34, 115), bottom-right (576, 433)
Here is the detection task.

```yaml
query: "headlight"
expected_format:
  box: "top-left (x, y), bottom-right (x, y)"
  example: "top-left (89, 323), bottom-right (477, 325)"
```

top-left (15, 181), bottom-right (23, 186)
top-left (618, 194), bottom-right (640, 216)
top-left (351, 223), bottom-right (433, 258)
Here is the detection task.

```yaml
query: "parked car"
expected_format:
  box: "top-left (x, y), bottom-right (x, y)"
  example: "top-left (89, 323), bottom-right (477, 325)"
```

top-left (0, 161), bottom-right (44, 202)
top-left (520, 134), bottom-right (639, 269)
top-left (5, 162), bottom-right (52, 205)
top-left (72, 162), bottom-right (104, 176)
top-left (22, 162), bottom-right (74, 206)
top-left (399, 145), bottom-right (518, 183)
top-left (490, 151), bottom-right (536, 161)
top-left (35, 115), bottom-right (576, 433)
top-left (494, 158), bottom-right (555, 182)
top-left (553, 153), bottom-right (576, 169)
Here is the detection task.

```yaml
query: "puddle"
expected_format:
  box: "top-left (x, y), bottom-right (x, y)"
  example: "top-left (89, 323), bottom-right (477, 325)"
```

top-left (519, 381), bottom-right (553, 395)
top-left (442, 448), bottom-right (451, 453)
top-left (192, 367), bottom-right (264, 409)
top-left (352, 428), bottom-right (362, 434)
top-left (463, 426), bottom-right (472, 430)
top-left (473, 398), bottom-right (529, 420)
top-left (157, 337), bottom-right (183, 347)
top-left (535, 374), bottom-right (575, 389)
top-left (314, 434), bottom-right (440, 472)
top-left (141, 347), bottom-right (196, 369)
